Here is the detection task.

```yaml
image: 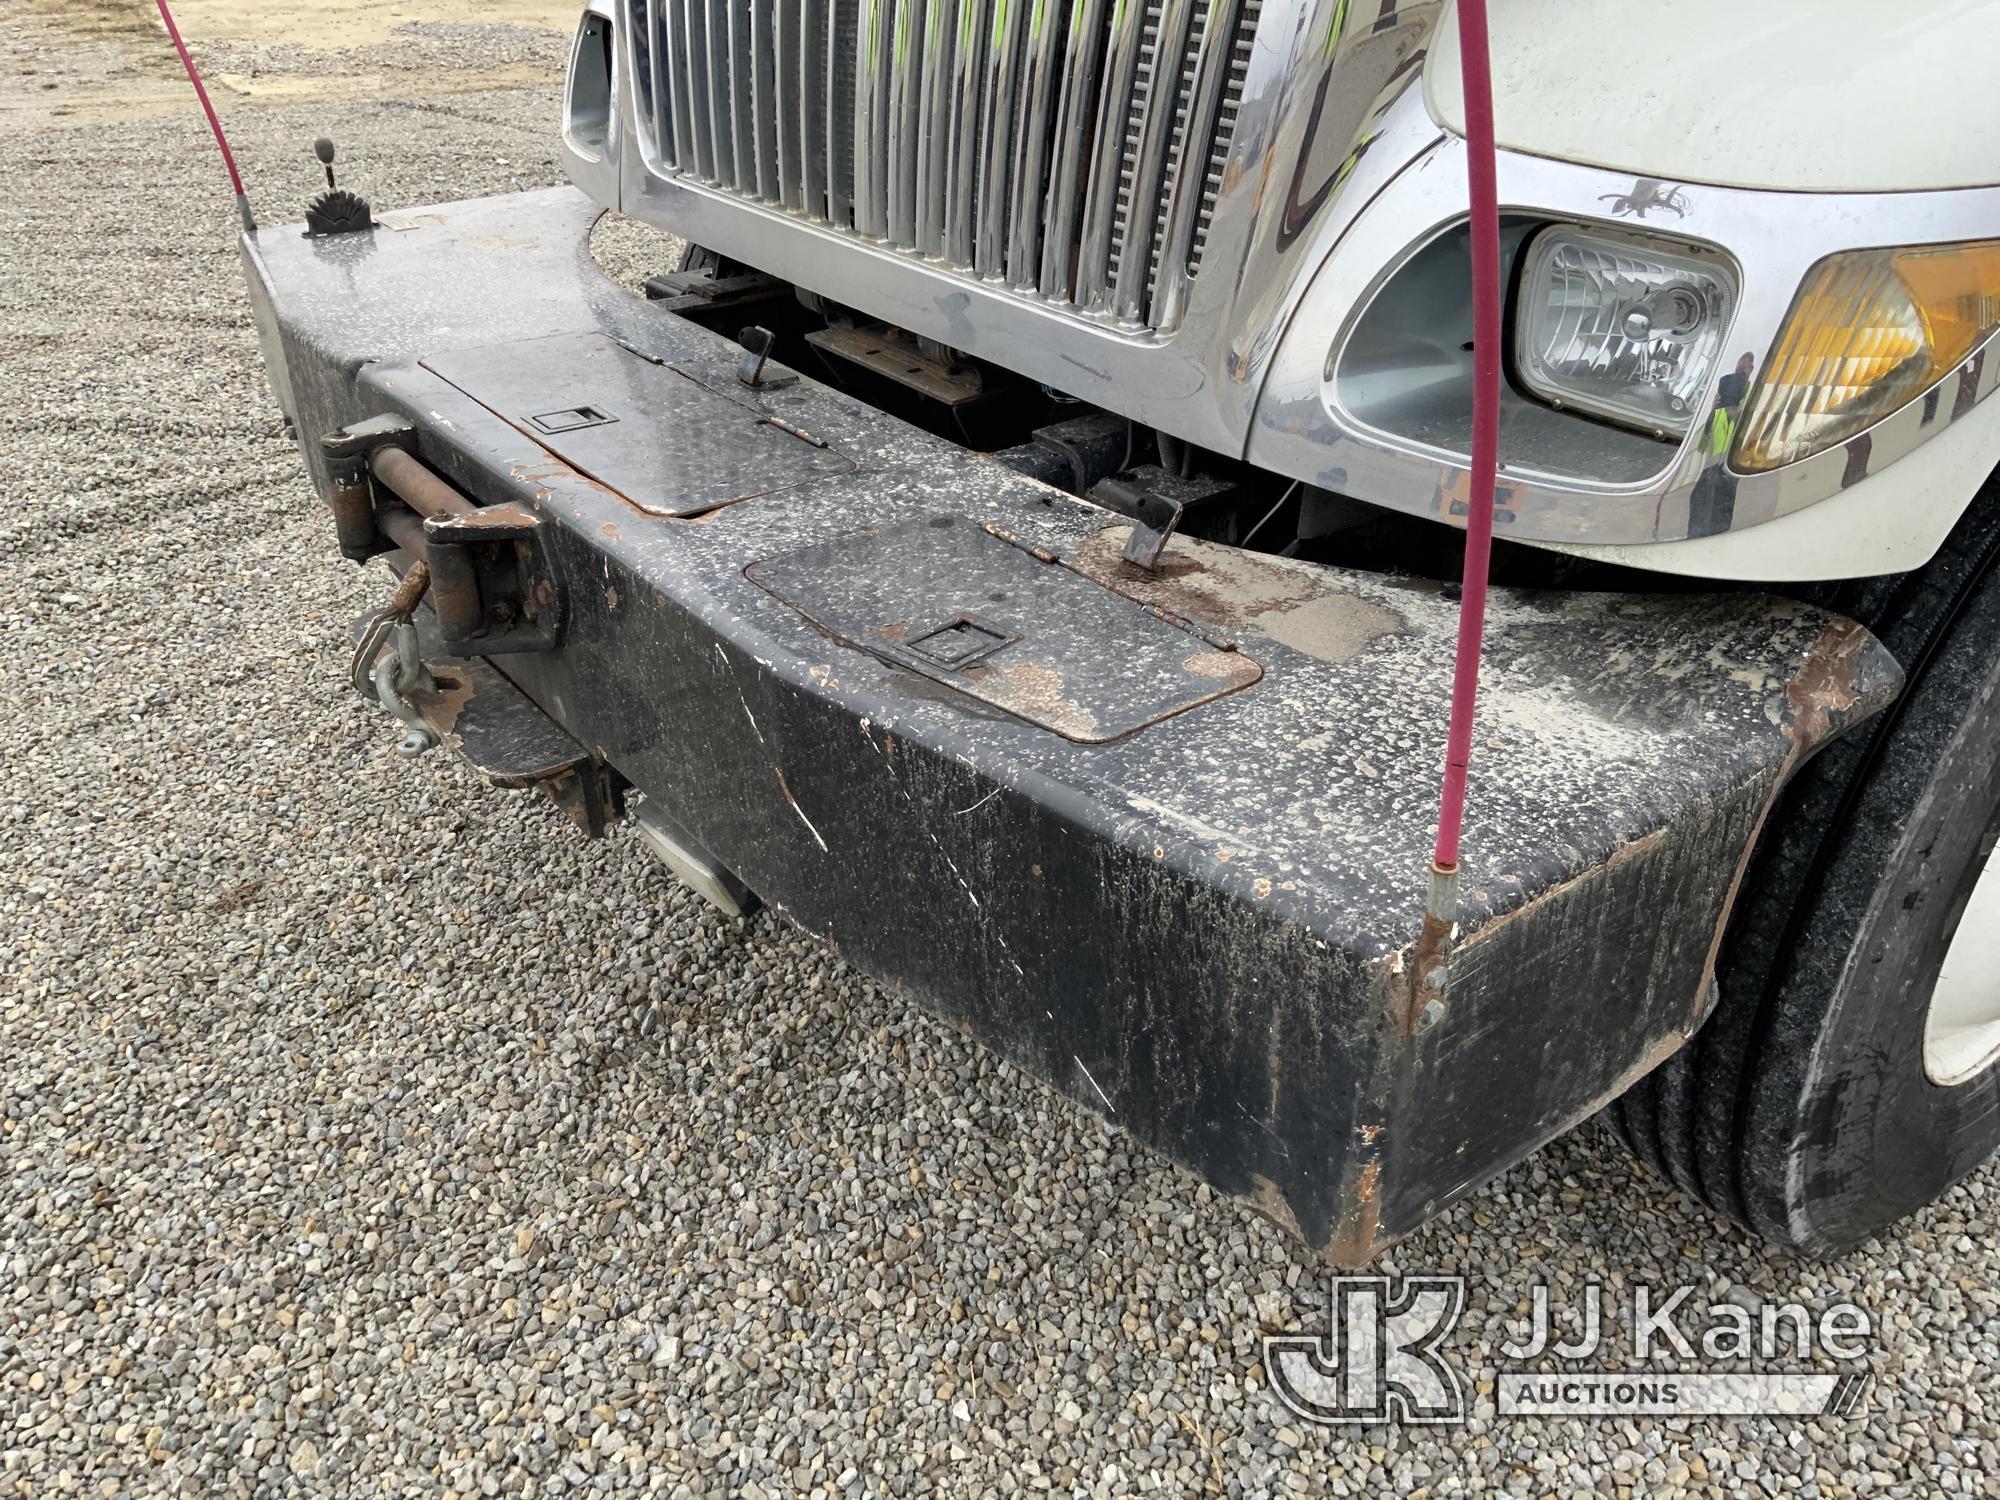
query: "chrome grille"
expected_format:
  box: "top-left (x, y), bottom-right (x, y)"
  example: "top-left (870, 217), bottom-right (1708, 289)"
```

top-left (627, 0), bottom-right (1260, 333)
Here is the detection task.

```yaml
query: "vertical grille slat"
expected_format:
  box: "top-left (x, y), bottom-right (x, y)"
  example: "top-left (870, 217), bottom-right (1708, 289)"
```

top-left (914, 0), bottom-right (956, 257)
top-left (725, 1), bottom-right (756, 191)
top-left (660, 0), bottom-right (694, 171)
top-left (884, 0), bottom-right (929, 248)
top-left (853, 0), bottom-right (894, 238)
top-left (1038, 0), bottom-right (1112, 301)
top-left (637, 0), bottom-right (672, 166)
top-left (684, 0), bottom-right (716, 181)
top-left (1148, 0), bottom-right (1247, 329)
top-left (942, 1), bottom-right (988, 267)
top-left (773, 0), bottom-right (803, 208)
top-left (1072, 1), bottom-right (1147, 309)
top-left (1111, 0), bottom-right (1197, 320)
top-left (825, 0), bottom-right (860, 227)
top-left (632, 0), bottom-right (1257, 332)
top-left (800, 0), bottom-right (829, 218)
top-left (1005, 0), bottom-right (1071, 290)
top-left (972, 0), bottom-right (1028, 279)
top-left (704, 0), bottom-right (733, 186)
top-left (749, 0), bottom-right (779, 201)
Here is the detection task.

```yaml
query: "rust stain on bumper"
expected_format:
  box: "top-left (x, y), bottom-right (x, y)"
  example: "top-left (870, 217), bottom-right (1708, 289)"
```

top-left (970, 661), bottom-right (1103, 743)
top-left (1782, 617), bottom-right (1885, 757)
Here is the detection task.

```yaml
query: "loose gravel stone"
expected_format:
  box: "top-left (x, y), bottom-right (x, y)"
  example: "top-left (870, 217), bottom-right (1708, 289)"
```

top-left (0, 7), bottom-right (1993, 1497)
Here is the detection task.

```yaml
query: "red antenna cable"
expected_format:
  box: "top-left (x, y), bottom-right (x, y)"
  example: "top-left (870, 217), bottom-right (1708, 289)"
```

top-left (1421, 0), bottom-right (1503, 957)
top-left (154, 0), bottom-right (255, 232)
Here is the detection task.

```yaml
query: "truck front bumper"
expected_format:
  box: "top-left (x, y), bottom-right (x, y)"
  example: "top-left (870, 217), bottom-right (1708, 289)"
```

top-left (244, 187), bottom-right (1901, 1259)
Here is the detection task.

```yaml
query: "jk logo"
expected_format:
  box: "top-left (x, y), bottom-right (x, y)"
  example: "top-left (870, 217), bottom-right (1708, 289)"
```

top-left (1264, 1277), bottom-right (1467, 1426)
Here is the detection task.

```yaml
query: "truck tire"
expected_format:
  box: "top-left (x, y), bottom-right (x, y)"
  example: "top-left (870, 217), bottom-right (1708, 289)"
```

top-left (1610, 471), bottom-right (2000, 1256)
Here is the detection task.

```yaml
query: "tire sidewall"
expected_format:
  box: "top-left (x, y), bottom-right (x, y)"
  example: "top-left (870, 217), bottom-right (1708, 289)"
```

top-left (1746, 593), bottom-right (2000, 1254)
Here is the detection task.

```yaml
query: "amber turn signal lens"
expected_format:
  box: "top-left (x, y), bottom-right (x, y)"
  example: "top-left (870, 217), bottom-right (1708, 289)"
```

top-left (1734, 241), bottom-right (2000, 473)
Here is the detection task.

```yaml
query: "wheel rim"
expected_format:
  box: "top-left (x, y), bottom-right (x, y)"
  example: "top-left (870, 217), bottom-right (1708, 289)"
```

top-left (1925, 847), bottom-right (2000, 1086)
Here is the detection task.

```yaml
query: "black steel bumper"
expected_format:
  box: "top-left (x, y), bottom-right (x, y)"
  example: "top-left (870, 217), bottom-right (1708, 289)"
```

top-left (243, 187), bottom-right (1901, 1259)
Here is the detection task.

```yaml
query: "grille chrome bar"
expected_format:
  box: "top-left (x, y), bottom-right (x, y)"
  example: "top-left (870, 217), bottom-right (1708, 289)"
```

top-left (1006, 0), bottom-right (1070, 291)
top-left (883, 0), bottom-right (927, 248)
top-left (644, 0), bottom-right (672, 167)
top-left (1153, 0), bottom-right (1260, 330)
top-left (1112, 0), bottom-right (1198, 320)
top-left (853, 0), bottom-right (892, 238)
top-left (1072, 0), bottom-right (1147, 310)
top-left (722, 1), bottom-right (753, 191)
top-left (749, 0), bottom-right (779, 202)
top-left (773, 0), bottom-right (803, 208)
top-left (913, 0), bottom-right (954, 256)
top-left (1038, 0), bottom-right (1112, 302)
top-left (942, 2), bottom-right (984, 267)
top-left (800, 1), bottom-right (828, 218)
top-left (628, 0), bottom-right (1256, 333)
top-left (825, 1), bottom-right (859, 227)
top-left (679, 0), bottom-right (715, 181)
top-left (705, 0), bottom-right (732, 186)
top-left (972, 0), bottom-right (1027, 279)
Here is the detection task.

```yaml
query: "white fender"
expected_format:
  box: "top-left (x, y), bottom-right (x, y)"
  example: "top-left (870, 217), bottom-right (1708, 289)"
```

top-left (1426, 0), bottom-right (2000, 194)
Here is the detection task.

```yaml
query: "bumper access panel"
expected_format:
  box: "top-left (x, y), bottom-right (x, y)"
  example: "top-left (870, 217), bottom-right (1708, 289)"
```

top-left (244, 188), bottom-right (1900, 1258)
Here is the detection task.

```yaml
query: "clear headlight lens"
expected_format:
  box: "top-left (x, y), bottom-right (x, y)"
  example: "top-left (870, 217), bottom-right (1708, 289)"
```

top-left (1516, 227), bottom-right (1737, 439)
top-left (1733, 241), bottom-right (2000, 473)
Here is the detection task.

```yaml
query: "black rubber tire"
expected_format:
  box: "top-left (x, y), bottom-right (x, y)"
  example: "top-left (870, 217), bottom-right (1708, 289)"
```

top-left (1611, 472), bottom-right (2000, 1256)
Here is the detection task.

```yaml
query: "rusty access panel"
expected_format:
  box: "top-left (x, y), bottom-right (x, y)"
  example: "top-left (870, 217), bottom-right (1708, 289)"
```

top-left (422, 333), bottom-right (856, 516)
top-left (746, 516), bottom-right (1262, 743)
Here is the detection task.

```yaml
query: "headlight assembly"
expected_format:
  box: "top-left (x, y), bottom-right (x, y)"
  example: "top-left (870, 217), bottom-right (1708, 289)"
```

top-left (1733, 241), bottom-right (2000, 472)
top-left (1515, 227), bottom-right (1737, 440)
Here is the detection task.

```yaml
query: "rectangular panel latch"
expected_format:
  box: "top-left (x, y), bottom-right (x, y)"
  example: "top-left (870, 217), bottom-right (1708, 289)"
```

top-left (906, 616), bottom-right (1016, 669)
top-left (528, 405), bottom-right (617, 434)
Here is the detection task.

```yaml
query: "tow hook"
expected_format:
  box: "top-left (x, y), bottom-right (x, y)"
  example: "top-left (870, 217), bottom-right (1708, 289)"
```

top-left (350, 562), bottom-right (439, 758)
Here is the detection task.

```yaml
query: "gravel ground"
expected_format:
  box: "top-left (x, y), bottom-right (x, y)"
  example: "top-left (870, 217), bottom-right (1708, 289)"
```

top-left (185, 22), bottom-right (569, 84)
top-left (2, 8), bottom-right (1996, 1497)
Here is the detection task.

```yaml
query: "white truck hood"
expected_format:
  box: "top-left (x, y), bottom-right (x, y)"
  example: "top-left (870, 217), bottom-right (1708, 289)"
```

top-left (1425, 0), bottom-right (2000, 194)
